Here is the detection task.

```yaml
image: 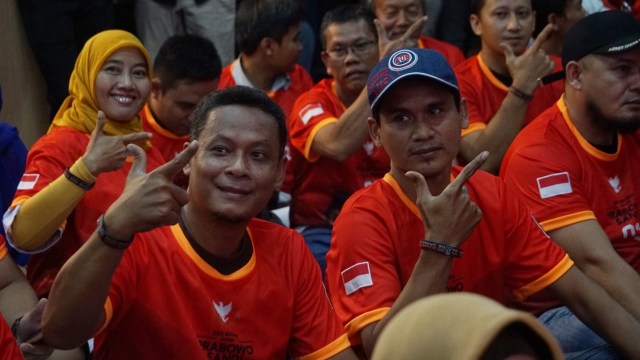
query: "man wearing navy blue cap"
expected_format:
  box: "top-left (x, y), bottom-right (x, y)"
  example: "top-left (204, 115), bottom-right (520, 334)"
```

top-left (502, 10), bottom-right (640, 358)
top-left (325, 47), bottom-right (640, 359)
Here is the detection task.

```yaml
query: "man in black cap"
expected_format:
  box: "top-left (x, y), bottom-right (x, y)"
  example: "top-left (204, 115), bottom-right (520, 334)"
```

top-left (326, 46), bottom-right (640, 359)
top-left (502, 9), bottom-right (640, 358)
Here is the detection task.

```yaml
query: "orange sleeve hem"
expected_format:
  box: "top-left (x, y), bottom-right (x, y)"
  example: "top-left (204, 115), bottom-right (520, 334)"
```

top-left (298, 333), bottom-right (351, 360)
top-left (0, 243), bottom-right (7, 260)
top-left (513, 254), bottom-right (574, 301)
top-left (303, 118), bottom-right (339, 162)
top-left (96, 297), bottom-right (113, 335)
top-left (344, 307), bottom-right (390, 345)
top-left (539, 211), bottom-right (596, 232)
top-left (461, 122), bottom-right (486, 137)
top-left (10, 195), bottom-right (31, 208)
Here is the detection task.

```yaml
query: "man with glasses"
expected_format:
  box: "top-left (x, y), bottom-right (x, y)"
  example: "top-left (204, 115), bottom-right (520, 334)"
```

top-left (287, 4), bottom-right (421, 273)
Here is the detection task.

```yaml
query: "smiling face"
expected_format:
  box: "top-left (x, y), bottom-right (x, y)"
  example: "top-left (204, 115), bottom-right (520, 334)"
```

top-left (184, 104), bottom-right (285, 223)
top-left (373, 0), bottom-right (424, 41)
top-left (471, 0), bottom-right (535, 57)
top-left (321, 19), bottom-right (379, 98)
top-left (370, 77), bottom-right (467, 181)
top-left (94, 47), bottom-right (151, 122)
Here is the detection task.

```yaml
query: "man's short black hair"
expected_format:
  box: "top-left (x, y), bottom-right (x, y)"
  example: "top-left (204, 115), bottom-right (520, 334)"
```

top-left (532, 0), bottom-right (569, 37)
top-left (153, 34), bottom-right (222, 90)
top-left (320, 4), bottom-right (377, 50)
top-left (190, 86), bottom-right (288, 158)
top-left (470, 0), bottom-right (485, 15)
top-left (235, 0), bottom-right (302, 55)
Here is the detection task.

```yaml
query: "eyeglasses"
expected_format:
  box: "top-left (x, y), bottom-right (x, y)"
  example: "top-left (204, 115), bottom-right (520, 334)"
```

top-left (326, 41), bottom-right (376, 59)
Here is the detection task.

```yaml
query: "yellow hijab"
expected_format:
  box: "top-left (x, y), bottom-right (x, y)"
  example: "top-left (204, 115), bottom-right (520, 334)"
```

top-left (49, 30), bottom-right (152, 141)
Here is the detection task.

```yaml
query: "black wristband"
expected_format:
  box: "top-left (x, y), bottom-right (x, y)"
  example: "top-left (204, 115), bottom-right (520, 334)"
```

top-left (420, 240), bottom-right (463, 258)
top-left (509, 86), bottom-right (533, 102)
top-left (97, 214), bottom-right (133, 249)
top-left (65, 167), bottom-right (95, 190)
top-left (11, 315), bottom-right (22, 339)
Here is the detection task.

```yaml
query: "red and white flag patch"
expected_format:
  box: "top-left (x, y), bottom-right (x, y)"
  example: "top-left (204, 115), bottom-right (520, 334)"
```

top-left (299, 103), bottom-right (324, 125)
top-left (341, 262), bottom-right (373, 295)
top-left (537, 172), bottom-right (572, 199)
top-left (17, 174), bottom-right (40, 190)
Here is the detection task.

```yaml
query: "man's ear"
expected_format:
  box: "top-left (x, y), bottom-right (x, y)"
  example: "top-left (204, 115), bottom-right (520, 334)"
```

top-left (275, 155), bottom-right (287, 189)
top-left (150, 78), bottom-right (163, 100)
top-left (260, 37), bottom-right (276, 56)
top-left (459, 98), bottom-right (469, 130)
top-left (368, 117), bottom-right (383, 147)
top-left (565, 60), bottom-right (583, 90)
top-left (321, 51), bottom-right (333, 77)
top-left (182, 141), bottom-right (192, 176)
top-left (470, 14), bottom-right (482, 37)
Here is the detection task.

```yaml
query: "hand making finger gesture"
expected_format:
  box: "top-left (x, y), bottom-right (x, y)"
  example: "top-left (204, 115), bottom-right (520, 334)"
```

top-left (503, 24), bottom-right (557, 95)
top-left (102, 141), bottom-right (199, 241)
top-left (81, 111), bottom-right (152, 176)
top-left (375, 16), bottom-right (427, 59)
top-left (405, 151), bottom-right (488, 248)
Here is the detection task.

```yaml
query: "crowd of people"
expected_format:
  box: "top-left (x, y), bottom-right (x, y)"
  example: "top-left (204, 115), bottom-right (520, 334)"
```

top-left (1, 0), bottom-right (639, 359)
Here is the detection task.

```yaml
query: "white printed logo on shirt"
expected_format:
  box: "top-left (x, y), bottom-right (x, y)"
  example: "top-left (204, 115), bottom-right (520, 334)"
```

top-left (213, 300), bottom-right (232, 323)
top-left (608, 176), bottom-right (621, 193)
top-left (537, 172), bottom-right (572, 199)
top-left (17, 173), bottom-right (40, 190)
top-left (299, 103), bottom-right (324, 125)
top-left (341, 262), bottom-right (373, 295)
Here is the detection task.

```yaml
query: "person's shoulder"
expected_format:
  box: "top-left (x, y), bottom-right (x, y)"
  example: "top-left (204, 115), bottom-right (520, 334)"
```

top-left (341, 178), bottom-right (394, 213)
top-left (453, 54), bottom-right (478, 73)
top-left (510, 104), bottom-right (567, 153)
top-left (30, 126), bottom-right (88, 154)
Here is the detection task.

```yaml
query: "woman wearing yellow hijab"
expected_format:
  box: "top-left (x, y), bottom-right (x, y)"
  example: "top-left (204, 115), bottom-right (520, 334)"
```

top-left (4, 30), bottom-right (166, 299)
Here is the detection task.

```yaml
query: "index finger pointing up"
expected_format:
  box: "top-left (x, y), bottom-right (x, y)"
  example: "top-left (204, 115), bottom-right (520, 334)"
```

top-left (450, 151), bottom-right (488, 190)
top-left (529, 23), bottom-right (556, 52)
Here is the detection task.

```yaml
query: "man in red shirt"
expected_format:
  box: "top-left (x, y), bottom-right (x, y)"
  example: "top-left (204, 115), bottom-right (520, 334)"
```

top-left (501, 10), bottom-right (640, 357)
top-left (372, 0), bottom-right (466, 68)
top-left (455, 0), bottom-right (563, 174)
top-left (326, 47), bottom-right (640, 359)
top-left (142, 34), bottom-right (221, 163)
top-left (42, 87), bottom-right (356, 360)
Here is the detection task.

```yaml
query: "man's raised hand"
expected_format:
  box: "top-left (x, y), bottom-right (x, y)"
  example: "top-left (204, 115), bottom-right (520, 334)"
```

top-left (405, 151), bottom-right (488, 248)
top-left (82, 111), bottom-right (152, 176)
top-left (376, 16), bottom-right (427, 59)
top-left (102, 141), bottom-right (199, 241)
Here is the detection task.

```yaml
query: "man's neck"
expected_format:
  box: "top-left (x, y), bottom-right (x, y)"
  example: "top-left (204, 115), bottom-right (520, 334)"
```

top-left (333, 81), bottom-right (360, 108)
top-left (390, 165), bottom-right (452, 202)
top-left (564, 93), bottom-right (617, 146)
top-left (241, 54), bottom-right (279, 92)
top-left (147, 99), bottom-right (171, 132)
top-left (182, 204), bottom-right (249, 259)
top-left (479, 49), bottom-right (510, 76)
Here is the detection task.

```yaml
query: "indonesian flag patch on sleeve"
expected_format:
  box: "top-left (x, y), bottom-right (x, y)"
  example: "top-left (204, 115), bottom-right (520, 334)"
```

top-left (299, 103), bottom-right (324, 125)
top-left (537, 172), bottom-right (572, 199)
top-left (341, 262), bottom-right (373, 295)
top-left (17, 174), bottom-right (40, 190)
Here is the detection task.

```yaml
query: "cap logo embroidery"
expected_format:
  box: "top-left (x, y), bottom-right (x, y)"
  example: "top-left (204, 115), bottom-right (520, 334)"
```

top-left (388, 49), bottom-right (418, 71)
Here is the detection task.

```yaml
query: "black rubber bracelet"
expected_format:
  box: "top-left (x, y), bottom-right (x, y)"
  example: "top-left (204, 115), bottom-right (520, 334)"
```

top-left (11, 315), bottom-right (22, 339)
top-left (97, 214), bottom-right (133, 249)
top-left (64, 167), bottom-right (95, 190)
top-left (509, 86), bottom-right (533, 102)
top-left (420, 240), bottom-right (463, 258)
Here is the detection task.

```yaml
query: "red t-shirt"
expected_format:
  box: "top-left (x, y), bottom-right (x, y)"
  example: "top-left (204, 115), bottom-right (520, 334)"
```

top-left (96, 219), bottom-right (350, 360)
top-left (141, 104), bottom-right (188, 163)
top-left (455, 54), bottom-right (564, 137)
top-left (0, 236), bottom-right (27, 360)
top-left (501, 97), bottom-right (640, 269)
top-left (419, 35), bottom-right (465, 68)
top-left (8, 127), bottom-right (165, 297)
top-left (218, 60), bottom-right (314, 118)
top-left (326, 171), bottom-right (573, 343)
top-left (287, 79), bottom-right (389, 227)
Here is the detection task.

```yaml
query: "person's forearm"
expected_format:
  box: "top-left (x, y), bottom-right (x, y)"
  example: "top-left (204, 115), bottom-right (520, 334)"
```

top-left (460, 94), bottom-right (529, 174)
top-left (0, 260), bottom-right (38, 325)
top-left (362, 249), bottom-right (453, 356)
top-left (311, 91), bottom-right (371, 162)
top-left (42, 232), bottom-right (123, 349)
top-left (10, 158), bottom-right (94, 251)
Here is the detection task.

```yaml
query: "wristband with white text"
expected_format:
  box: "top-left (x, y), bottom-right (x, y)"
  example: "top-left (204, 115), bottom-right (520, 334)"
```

top-left (420, 240), bottom-right (463, 258)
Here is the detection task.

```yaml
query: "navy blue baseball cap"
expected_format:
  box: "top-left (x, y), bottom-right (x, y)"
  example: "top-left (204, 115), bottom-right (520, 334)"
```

top-left (562, 10), bottom-right (640, 68)
top-left (367, 48), bottom-right (460, 111)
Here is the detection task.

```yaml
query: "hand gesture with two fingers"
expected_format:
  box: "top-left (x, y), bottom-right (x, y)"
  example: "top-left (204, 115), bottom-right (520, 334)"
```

top-left (102, 141), bottom-right (199, 241)
top-left (503, 24), bottom-right (557, 95)
top-left (82, 111), bottom-right (152, 176)
top-left (406, 151), bottom-right (488, 248)
top-left (375, 16), bottom-right (427, 59)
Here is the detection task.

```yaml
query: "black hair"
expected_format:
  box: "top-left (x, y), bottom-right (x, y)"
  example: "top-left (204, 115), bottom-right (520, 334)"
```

top-left (153, 34), bottom-right (222, 90)
top-left (235, 0), bottom-right (303, 55)
top-left (532, 0), bottom-right (569, 37)
top-left (320, 4), bottom-right (377, 50)
top-left (190, 86), bottom-right (287, 157)
top-left (470, 0), bottom-right (485, 15)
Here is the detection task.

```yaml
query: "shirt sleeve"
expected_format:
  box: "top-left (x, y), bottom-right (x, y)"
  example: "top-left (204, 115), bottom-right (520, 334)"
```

top-left (288, 90), bottom-right (339, 163)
